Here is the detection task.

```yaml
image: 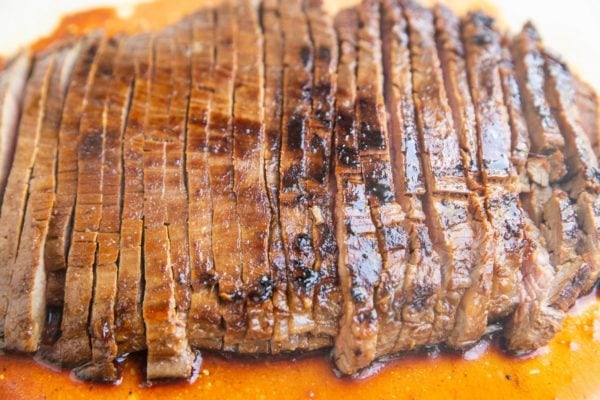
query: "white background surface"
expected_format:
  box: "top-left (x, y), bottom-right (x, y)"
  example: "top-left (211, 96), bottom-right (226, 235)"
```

top-left (0, 0), bottom-right (599, 89)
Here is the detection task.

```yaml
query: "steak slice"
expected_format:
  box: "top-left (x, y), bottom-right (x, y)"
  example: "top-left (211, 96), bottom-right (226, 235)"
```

top-left (114, 33), bottom-right (153, 354)
top-left (576, 192), bottom-right (600, 292)
top-left (278, 0), bottom-right (318, 337)
top-left (205, 2), bottom-right (244, 351)
top-left (186, 10), bottom-right (223, 351)
top-left (332, 8), bottom-right (381, 374)
top-left (403, 1), bottom-right (468, 196)
top-left (304, 0), bottom-right (340, 341)
top-left (262, 0), bottom-right (292, 353)
top-left (511, 23), bottom-right (564, 155)
top-left (434, 4), bottom-right (480, 187)
top-left (76, 35), bottom-right (136, 382)
top-left (0, 53), bottom-right (30, 204)
top-left (381, 0), bottom-right (441, 352)
top-left (50, 37), bottom-right (118, 367)
top-left (543, 52), bottom-right (600, 198)
top-left (499, 35), bottom-right (530, 184)
top-left (4, 44), bottom-right (78, 353)
top-left (0, 53), bottom-right (54, 338)
top-left (142, 28), bottom-right (192, 380)
top-left (355, 0), bottom-right (412, 360)
top-left (231, 0), bottom-right (272, 353)
top-left (462, 12), bottom-right (527, 321)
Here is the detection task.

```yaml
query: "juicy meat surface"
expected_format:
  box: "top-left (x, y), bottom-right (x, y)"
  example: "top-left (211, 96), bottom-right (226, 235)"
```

top-left (0, 0), bottom-right (598, 383)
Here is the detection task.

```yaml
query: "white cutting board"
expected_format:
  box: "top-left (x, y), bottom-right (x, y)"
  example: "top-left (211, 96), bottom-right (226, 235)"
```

top-left (0, 0), bottom-right (598, 89)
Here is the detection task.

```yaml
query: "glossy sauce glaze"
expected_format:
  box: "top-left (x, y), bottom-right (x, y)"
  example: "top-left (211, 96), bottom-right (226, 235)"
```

top-left (1, 1), bottom-right (599, 399)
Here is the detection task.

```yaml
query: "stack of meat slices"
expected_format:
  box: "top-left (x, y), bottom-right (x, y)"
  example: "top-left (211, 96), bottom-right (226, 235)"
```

top-left (0, 0), bottom-right (598, 382)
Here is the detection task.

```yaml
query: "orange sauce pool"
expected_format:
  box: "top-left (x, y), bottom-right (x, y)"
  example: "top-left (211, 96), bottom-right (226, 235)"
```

top-left (1, 1), bottom-right (600, 399)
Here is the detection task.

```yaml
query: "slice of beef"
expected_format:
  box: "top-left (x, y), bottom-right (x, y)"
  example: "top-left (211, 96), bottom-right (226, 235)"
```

top-left (44, 35), bottom-right (102, 276)
top-left (0, 52), bottom-right (31, 204)
top-left (206, 2), bottom-right (244, 351)
top-left (574, 78), bottom-right (599, 155)
top-left (231, 0), bottom-right (272, 353)
top-left (49, 37), bottom-right (118, 368)
top-left (332, 8), bottom-right (381, 374)
top-left (434, 4), bottom-right (480, 187)
top-left (165, 20), bottom-right (192, 320)
top-left (142, 29), bottom-right (193, 380)
top-left (462, 12), bottom-right (528, 321)
top-left (45, 270), bottom-right (65, 307)
top-left (186, 10), bottom-right (224, 351)
top-left (540, 190), bottom-right (588, 310)
top-left (304, 0), bottom-right (340, 341)
top-left (543, 51), bottom-right (600, 198)
top-left (499, 36), bottom-right (530, 180)
top-left (504, 218), bottom-right (563, 353)
top-left (4, 44), bottom-right (79, 353)
top-left (262, 0), bottom-right (292, 353)
top-left (403, 1), bottom-right (468, 196)
top-left (114, 33), bottom-right (153, 354)
top-left (0, 53), bottom-right (54, 338)
top-left (511, 23), bottom-right (564, 155)
top-left (381, 0), bottom-right (441, 352)
top-left (462, 12), bottom-right (513, 182)
top-left (355, 0), bottom-right (413, 360)
top-left (278, 0), bottom-right (318, 337)
top-left (76, 35), bottom-right (136, 382)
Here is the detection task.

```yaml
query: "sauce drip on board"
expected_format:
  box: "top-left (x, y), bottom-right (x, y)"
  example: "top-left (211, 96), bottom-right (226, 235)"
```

top-left (0, 1), bottom-right (599, 399)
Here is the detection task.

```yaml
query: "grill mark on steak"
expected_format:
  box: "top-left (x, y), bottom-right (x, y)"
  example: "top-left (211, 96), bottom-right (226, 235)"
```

top-left (434, 5), bottom-right (480, 187)
top-left (462, 12), bottom-right (527, 322)
top-left (499, 36), bottom-right (530, 181)
top-left (278, 0), bottom-right (318, 336)
top-left (381, 0), bottom-right (441, 353)
top-left (207, 2), bottom-right (244, 351)
top-left (49, 37), bottom-right (117, 367)
top-left (44, 35), bottom-right (102, 276)
top-left (262, 0), bottom-right (293, 353)
top-left (142, 28), bottom-right (193, 380)
top-left (75, 36), bottom-right (136, 382)
top-left (232, 0), bottom-right (272, 353)
top-left (3, 50), bottom-right (63, 351)
top-left (0, 53), bottom-right (31, 207)
top-left (0, 54), bottom-right (54, 337)
top-left (332, 8), bottom-right (381, 375)
top-left (114, 33), bottom-right (153, 354)
top-left (304, 0), bottom-right (340, 341)
top-left (186, 9), bottom-right (224, 351)
top-left (511, 23), bottom-right (564, 155)
top-left (543, 52), bottom-right (600, 198)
